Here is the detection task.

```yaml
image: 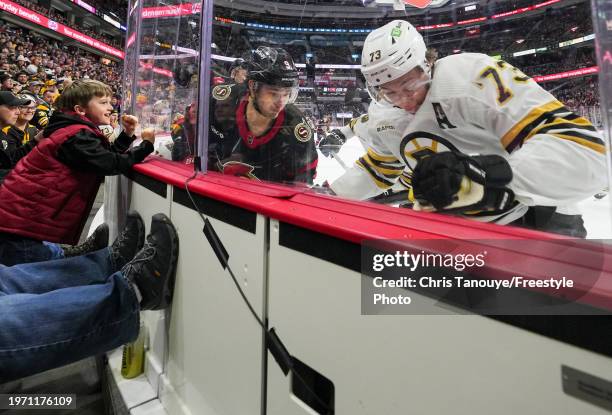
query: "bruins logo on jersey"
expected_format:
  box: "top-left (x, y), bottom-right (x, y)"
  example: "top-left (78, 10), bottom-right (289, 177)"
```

top-left (212, 85), bottom-right (232, 101)
top-left (294, 122), bottom-right (312, 142)
top-left (400, 131), bottom-right (460, 171)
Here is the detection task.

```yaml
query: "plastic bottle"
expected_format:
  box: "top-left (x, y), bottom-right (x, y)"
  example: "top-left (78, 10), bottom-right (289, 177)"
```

top-left (121, 321), bottom-right (146, 379)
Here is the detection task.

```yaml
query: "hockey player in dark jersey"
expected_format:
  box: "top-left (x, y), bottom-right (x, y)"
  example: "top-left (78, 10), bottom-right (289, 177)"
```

top-left (209, 46), bottom-right (318, 185)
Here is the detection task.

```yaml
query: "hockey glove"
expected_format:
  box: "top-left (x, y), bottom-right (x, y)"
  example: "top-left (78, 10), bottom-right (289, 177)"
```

top-left (411, 152), bottom-right (515, 213)
top-left (318, 129), bottom-right (347, 157)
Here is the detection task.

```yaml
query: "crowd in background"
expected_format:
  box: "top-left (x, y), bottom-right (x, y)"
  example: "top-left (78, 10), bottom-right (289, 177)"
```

top-left (11, 0), bottom-right (124, 47)
top-left (0, 0), bottom-right (603, 136)
top-left (0, 22), bottom-right (122, 95)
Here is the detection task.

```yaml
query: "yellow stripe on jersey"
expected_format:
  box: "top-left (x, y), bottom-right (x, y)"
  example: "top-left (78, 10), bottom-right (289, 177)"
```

top-left (1, 126), bottom-right (8, 134)
top-left (501, 100), bottom-right (564, 149)
top-left (362, 154), bottom-right (403, 176)
top-left (367, 147), bottom-right (400, 163)
top-left (356, 150), bottom-right (403, 189)
top-left (501, 100), bottom-right (604, 154)
top-left (398, 171), bottom-right (412, 189)
top-left (355, 159), bottom-right (394, 189)
top-left (547, 133), bottom-right (606, 154)
top-left (522, 117), bottom-right (605, 154)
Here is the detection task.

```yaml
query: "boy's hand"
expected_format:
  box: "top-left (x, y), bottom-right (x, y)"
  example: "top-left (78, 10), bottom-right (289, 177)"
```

top-left (121, 114), bottom-right (138, 137)
top-left (141, 128), bottom-right (156, 145)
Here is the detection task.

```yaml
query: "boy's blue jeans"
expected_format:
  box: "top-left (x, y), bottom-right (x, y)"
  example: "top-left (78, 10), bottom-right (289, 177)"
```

top-left (0, 248), bottom-right (140, 382)
top-left (0, 233), bottom-right (65, 266)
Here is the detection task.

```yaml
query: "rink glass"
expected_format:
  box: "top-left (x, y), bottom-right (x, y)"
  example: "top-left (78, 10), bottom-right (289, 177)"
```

top-left (122, 0), bottom-right (612, 238)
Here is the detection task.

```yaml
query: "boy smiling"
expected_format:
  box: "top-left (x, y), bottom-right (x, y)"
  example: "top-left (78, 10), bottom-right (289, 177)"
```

top-left (0, 80), bottom-right (156, 265)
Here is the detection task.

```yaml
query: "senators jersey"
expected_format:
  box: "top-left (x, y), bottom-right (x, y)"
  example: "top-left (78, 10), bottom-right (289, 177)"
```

top-left (209, 83), bottom-right (318, 184)
top-left (392, 53), bottom-right (606, 223)
top-left (330, 100), bottom-right (413, 199)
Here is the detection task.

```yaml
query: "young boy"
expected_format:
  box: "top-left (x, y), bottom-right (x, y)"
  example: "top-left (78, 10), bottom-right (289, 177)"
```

top-left (0, 80), bottom-right (156, 265)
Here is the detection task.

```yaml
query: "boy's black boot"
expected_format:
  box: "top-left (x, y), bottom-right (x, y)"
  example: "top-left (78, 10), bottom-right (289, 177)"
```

top-left (63, 223), bottom-right (109, 257)
top-left (110, 210), bottom-right (145, 270)
top-left (122, 213), bottom-right (179, 311)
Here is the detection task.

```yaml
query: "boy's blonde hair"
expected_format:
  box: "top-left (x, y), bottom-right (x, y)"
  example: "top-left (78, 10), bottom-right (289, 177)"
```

top-left (55, 79), bottom-right (113, 112)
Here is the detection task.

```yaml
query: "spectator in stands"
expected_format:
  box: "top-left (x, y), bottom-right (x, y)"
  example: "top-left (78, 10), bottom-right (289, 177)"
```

top-left (111, 94), bottom-right (120, 113)
top-left (0, 80), bottom-right (156, 265)
top-left (229, 58), bottom-right (248, 84)
top-left (171, 102), bottom-right (196, 163)
top-left (0, 73), bottom-right (13, 92)
top-left (27, 80), bottom-right (43, 98)
top-left (14, 71), bottom-right (28, 86)
top-left (15, 55), bottom-right (28, 69)
top-left (1, 94), bottom-right (38, 172)
top-left (0, 211), bottom-right (180, 382)
top-left (0, 92), bottom-right (30, 180)
top-left (32, 86), bottom-right (55, 130)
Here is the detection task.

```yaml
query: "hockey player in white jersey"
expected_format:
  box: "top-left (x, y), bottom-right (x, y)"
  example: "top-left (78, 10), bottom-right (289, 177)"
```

top-left (360, 20), bottom-right (606, 237)
top-left (318, 100), bottom-right (413, 200)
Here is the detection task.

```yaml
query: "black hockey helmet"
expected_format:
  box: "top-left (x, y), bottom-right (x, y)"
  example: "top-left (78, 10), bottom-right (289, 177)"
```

top-left (247, 46), bottom-right (299, 88)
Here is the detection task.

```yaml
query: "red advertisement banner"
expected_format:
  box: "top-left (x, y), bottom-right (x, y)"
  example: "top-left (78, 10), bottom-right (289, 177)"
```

top-left (0, 0), bottom-right (124, 58)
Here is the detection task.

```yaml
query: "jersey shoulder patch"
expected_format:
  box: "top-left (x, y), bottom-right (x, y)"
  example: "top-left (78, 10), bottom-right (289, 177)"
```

top-left (212, 84), bottom-right (232, 101)
top-left (294, 122), bottom-right (312, 142)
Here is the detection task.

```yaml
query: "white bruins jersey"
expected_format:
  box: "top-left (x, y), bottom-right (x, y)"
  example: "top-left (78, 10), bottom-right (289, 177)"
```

top-left (330, 101), bottom-right (414, 199)
top-left (395, 53), bottom-right (606, 223)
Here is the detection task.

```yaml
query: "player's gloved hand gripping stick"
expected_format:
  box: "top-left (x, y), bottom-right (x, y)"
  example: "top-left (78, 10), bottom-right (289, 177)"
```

top-left (410, 151), bottom-right (515, 213)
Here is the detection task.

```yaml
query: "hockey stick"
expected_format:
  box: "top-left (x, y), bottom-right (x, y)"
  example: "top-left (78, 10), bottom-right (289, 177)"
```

top-left (367, 189), bottom-right (410, 205)
top-left (332, 152), bottom-right (349, 171)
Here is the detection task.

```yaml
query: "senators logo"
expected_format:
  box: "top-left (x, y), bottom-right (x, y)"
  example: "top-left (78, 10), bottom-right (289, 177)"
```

top-left (212, 85), bottom-right (231, 101)
top-left (48, 20), bottom-right (58, 31)
top-left (294, 122), bottom-right (312, 142)
top-left (400, 131), bottom-right (459, 171)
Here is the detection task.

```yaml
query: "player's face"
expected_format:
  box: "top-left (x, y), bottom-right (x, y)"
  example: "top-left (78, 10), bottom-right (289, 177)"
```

top-left (255, 84), bottom-right (292, 118)
top-left (83, 95), bottom-right (113, 125)
top-left (379, 68), bottom-right (429, 113)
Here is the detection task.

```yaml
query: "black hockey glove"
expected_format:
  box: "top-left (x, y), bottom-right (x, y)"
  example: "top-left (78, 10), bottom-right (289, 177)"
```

top-left (411, 152), bottom-right (515, 213)
top-left (318, 129), bottom-right (347, 158)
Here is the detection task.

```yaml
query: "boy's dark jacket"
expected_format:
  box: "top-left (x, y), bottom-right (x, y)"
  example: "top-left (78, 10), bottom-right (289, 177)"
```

top-left (0, 111), bottom-right (153, 245)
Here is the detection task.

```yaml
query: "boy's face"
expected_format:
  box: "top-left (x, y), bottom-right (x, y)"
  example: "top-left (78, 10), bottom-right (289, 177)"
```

top-left (83, 95), bottom-right (113, 125)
